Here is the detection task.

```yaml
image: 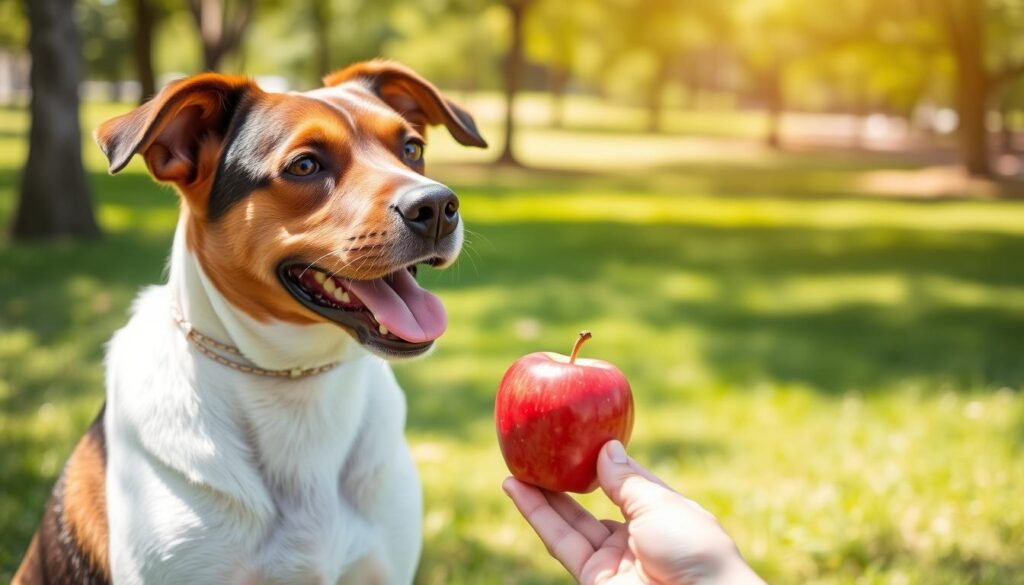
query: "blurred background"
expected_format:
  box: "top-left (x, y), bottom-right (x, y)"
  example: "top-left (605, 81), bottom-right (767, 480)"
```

top-left (2, 0), bottom-right (1023, 583)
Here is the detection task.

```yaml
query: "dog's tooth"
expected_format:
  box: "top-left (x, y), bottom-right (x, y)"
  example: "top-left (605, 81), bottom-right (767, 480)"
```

top-left (323, 279), bottom-right (336, 293)
top-left (379, 324), bottom-right (389, 336)
top-left (333, 288), bottom-right (349, 303)
top-left (313, 271), bottom-right (326, 284)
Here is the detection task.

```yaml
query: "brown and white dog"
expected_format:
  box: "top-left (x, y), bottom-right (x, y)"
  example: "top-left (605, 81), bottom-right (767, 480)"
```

top-left (14, 60), bottom-right (486, 585)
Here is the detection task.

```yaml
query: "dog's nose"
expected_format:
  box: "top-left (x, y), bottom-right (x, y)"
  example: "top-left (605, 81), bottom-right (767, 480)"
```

top-left (395, 185), bottom-right (460, 242)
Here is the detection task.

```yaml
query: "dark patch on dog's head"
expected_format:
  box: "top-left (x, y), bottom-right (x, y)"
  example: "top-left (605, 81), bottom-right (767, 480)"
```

top-left (93, 62), bottom-right (486, 336)
top-left (206, 94), bottom-right (277, 221)
top-left (94, 74), bottom-right (262, 210)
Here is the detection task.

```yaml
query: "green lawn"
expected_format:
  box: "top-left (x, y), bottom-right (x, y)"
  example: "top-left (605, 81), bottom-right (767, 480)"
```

top-left (2, 99), bottom-right (1024, 584)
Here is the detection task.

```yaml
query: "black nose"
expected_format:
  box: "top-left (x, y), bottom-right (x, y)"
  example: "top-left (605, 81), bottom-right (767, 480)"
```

top-left (394, 185), bottom-right (460, 242)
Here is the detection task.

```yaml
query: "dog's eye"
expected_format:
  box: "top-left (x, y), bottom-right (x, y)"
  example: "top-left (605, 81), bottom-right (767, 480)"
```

top-left (403, 140), bottom-right (424, 163)
top-left (285, 156), bottom-right (320, 177)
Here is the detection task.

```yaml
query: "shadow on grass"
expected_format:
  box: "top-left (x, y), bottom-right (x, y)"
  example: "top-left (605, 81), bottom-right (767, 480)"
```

top-left (396, 218), bottom-right (1024, 438)
top-left (2, 154), bottom-right (1023, 580)
top-left (3, 208), bottom-right (1022, 423)
top-left (436, 158), bottom-right (1023, 203)
top-left (0, 230), bottom-right (170, 419)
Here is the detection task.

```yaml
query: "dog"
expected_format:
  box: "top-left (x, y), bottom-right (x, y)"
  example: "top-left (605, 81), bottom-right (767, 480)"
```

top-left (14, 60), bottom-right (486, 585)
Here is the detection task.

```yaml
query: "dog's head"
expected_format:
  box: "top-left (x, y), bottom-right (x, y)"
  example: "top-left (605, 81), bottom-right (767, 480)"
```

top-left (96, 60), bottom-right (486, 358)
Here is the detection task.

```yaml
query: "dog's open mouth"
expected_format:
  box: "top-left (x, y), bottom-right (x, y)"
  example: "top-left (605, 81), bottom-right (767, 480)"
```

top-left (277, 262), bottom-right (446, 356)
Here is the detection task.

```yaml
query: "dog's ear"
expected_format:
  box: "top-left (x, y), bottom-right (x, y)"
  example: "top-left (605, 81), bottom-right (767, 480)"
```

top-left (324, 60), bottom-right (487, 148)
top-left (95, 73), bottom-right (261, 185)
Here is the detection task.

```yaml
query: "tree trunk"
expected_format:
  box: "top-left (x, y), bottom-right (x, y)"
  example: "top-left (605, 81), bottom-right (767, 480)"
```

top-left (954, 53), bottom-right (990, 175)
top-left (941, 0), bottom-right (990, 176)
top-left (131, 0), bottom-right (157, 102)
top-left (311, 0), bottom-right (330, 78)
top-left (1000, 99), bottom-right (1015, 153)
top-left (189, 0), bottom-right (254, 72)
top-left (852, 91), bottom-right (868, 148)
top-left (13, 0), bottom-right (99, 240)
top-left (497, 0), bottom-right (528, 166)
top-left (645, 55), bottom-right (670, 133)
top-left (548, 66), bottom-right (568, 128)
top-left (764, 64), bottom-right (783, 149)
top-left (683, 60), bottom-right (699, 109)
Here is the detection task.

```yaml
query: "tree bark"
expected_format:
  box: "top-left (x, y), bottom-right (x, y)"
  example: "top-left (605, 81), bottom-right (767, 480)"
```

top-left (683, 60), bottom-right (700, 109)
top-left (852, 89), bottom-right (868, 148)
top-left (939, 0), bottom-right (990, 176)
top-left (131, 0), bottom-right (157, 102)
top-left (764, 63), bottom-right (783, 149)
top-left (498, 0), bottom-right (528, 166)
top-left (13, 0), bottom-right (99, 240)
top-left (645, 54), bottom-right (671, 133)
top-left (189, 0), bottom-right (254, 72)
top-left (1000, 99), bottom-right (1015, 153)
top-left (955, 6), bottom-right (990, 176)
top-left (548, 66), bottom-right (568, 128)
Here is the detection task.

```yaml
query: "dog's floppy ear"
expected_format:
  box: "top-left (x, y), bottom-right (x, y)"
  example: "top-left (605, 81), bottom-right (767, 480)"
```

top-left (324, 60), bottom-right (487, 148)
top-left (95, 73), bottom-right (261, 184)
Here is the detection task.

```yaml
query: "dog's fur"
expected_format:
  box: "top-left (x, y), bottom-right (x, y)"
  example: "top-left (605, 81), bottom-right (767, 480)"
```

top-left (14, 60), bottom-right (485, 585)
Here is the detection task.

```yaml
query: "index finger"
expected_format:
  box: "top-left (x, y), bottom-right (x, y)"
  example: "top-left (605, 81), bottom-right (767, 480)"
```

top-left (502, 477), bottom-right (594, 582)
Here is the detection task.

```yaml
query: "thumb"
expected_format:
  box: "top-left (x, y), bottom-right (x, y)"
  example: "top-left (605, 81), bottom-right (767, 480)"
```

top-left (597, 440), bottom-right (675, 519)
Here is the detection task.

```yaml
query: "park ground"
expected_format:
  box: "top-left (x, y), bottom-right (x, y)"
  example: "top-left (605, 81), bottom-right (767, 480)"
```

top-left (1, 96), bottom-right (1023, 583)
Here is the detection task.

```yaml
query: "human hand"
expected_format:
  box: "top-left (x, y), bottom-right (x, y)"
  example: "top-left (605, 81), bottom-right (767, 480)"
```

top-left (502, 440), bottom-right (763, 585)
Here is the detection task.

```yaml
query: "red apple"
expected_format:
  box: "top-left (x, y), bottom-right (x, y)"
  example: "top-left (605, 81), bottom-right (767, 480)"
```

top-left (495, 331), bottom-right (634, 493)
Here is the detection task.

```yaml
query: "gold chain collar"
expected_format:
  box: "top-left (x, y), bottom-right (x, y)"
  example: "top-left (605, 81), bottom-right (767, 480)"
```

top-left (171, 305), bottom-right (341, 379)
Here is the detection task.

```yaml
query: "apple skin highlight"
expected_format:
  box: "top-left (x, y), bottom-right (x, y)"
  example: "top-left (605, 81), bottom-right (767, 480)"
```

top-left (495, 333), bottom-right (634, 493)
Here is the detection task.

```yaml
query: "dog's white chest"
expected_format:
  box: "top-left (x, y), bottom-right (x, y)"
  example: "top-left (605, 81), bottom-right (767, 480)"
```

top-left (104, 289), bottom-right (422, 584)
top-left (238, 370), bottom-right (417, 584)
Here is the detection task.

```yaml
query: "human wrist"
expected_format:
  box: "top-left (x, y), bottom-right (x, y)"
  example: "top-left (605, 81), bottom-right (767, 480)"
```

top-left (709, 553), bottom-right (764, 585)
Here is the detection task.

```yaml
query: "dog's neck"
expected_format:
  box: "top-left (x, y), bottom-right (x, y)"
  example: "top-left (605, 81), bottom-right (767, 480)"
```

top-left (167, 217), bottom-right (364, 371)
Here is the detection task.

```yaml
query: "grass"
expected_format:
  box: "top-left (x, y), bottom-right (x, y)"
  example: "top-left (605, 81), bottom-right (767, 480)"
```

top-left (2, 96), bottom-right (1024, 584)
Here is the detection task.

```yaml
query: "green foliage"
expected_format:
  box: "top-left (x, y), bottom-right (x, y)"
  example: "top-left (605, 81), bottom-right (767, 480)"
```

top-left (11, 0), bottom-right (1014, 119)
top-left (78, 0), bottom-right (131, 84)
top-left (384, 2), bottom-right (506, 91)
top-left (2, 97), bottom-right (1024, 583)
top-left (0, 0), bottom-right (27, 49)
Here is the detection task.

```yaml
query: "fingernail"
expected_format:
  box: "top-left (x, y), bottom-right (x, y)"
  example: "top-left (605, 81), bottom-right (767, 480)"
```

top-left (501, 477), bottom-right (514, 495)
top-left (607, 440), bottom-right (628, 464)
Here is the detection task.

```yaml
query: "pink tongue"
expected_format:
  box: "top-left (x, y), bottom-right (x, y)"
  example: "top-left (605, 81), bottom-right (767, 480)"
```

top-left (344, 269), bottom-right (447, 343)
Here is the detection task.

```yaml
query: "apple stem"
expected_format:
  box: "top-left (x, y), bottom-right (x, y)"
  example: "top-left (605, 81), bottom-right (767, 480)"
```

top-left (569, 330), bottom-right (592, 364)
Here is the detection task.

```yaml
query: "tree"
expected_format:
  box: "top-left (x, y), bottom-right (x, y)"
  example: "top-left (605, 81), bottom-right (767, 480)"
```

top-left (591, 0), bottom-right (731, 133)
top-left (931, 0), bottom-right (1024, 176)
top-left (13, 0), bottom-right (99, 240)
top-left (598, 0), bottom-right (686, 133)
top-left (188, 0), bottom-right (254, 71)
top-left (79, 0), bottom-right (131, 100)
top-left (497, 0), bottom-right (530, 165)
top-left (734, 0), bottom-right (805, 148)
top-left (737, 0), bottom-right (878, 148)
top-left (130, 0), bottom-right (157, 100)
top-left (527, 0), bottom-right (578, 128)
top-left (936, 0), bottom-right (991, 175)
top-left (872, 0), bottom-right (1024, 176)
